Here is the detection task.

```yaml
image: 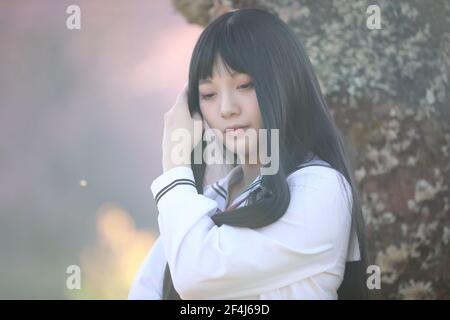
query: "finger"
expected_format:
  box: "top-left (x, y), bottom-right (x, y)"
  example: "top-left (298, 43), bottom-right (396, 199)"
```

top-left (175, 82), bottom-right (189, 105)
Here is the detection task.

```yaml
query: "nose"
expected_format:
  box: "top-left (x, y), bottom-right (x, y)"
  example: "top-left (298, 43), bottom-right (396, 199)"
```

top-left (219, 92), bottom-right (241, 118)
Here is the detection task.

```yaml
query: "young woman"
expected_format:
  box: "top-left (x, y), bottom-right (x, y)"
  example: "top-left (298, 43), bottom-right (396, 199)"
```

top-left (129, 8), bottom-right (369, 300)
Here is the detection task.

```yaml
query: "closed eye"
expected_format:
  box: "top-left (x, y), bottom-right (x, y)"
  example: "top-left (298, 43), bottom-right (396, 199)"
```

top-left (200, 82), bottom-right (254, 101)
top-left (239, 82), bottom-right (254, 89)
top-left (201, 93), bottom-right (215, 100)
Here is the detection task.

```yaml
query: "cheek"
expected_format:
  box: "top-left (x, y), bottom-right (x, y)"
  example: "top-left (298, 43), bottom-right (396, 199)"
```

top-left (199, 102), bottom-right (207, 115)
top-left (199, 102), bottom-right (211, 117)
top-left (199, 104), bottom-right (216, 128)
top-left (246, 97), bottom-right (262, 127)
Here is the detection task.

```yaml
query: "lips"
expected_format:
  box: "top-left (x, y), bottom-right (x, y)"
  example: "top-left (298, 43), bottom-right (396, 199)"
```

top-left (224, 125), bottom-right (249, 133)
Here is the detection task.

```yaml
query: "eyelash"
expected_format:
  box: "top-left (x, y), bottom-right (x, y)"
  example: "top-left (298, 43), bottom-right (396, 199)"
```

top-left (201, 82), bottom-right (254, 100)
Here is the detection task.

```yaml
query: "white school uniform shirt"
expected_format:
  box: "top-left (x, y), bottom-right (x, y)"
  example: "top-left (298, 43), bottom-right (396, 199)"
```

top-left (128, 157), bottom-right (360, 300)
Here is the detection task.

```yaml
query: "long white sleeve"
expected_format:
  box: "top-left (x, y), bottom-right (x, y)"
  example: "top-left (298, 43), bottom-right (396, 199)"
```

top-left (128, 236), bottom-right (165, 300)
top-left (150, 165), bottom-right (353, 300)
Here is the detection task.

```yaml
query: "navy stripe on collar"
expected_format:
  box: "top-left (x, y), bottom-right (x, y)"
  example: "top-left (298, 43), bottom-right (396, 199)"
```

top-left (215, 183), bottom-right (227, 196)
top-left (211, 182), bottom-right (226, 199)
top-left (241, 177), bottom-right (262, 195)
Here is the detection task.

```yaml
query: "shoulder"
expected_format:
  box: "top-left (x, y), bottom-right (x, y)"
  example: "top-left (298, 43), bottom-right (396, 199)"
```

top-left (287, 164), bottom-right (352, 199)
top-left (259, 163), bottom-right (356, 264)
top-left (128, 236), bottom-right (165, 300)
top-left (284, 164), bottom-right (354, 225)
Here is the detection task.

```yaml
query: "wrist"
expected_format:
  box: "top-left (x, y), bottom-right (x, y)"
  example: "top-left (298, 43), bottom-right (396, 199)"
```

top-left (162, 155), bottom-right (191, 173)
top-left (163, 163), bottom-right (191, 173)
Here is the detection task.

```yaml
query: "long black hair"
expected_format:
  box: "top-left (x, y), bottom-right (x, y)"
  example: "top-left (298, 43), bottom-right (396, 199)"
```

top-left (162, 8), bottom-right (369, 300)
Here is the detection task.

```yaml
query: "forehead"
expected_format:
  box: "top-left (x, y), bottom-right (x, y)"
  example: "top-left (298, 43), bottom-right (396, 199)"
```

top-left (199, 55), bottom-right (248, 85)
top-left (199, 71), bottom-right (246, 85)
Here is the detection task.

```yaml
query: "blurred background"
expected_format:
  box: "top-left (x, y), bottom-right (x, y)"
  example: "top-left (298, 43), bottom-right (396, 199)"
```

top-left (0, 0), bottom-right (449, 299)
top-left (0, 0), bottom-right (203, 299)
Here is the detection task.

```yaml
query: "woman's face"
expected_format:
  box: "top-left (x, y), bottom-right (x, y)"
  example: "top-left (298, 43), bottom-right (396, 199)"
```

top-left (198, 57), bottom-right (263, 164)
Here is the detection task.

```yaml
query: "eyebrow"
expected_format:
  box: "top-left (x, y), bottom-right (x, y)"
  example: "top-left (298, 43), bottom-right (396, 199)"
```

top-left (199, 71), bottom-right (244, 85)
